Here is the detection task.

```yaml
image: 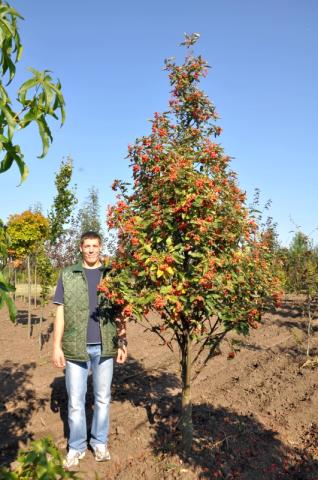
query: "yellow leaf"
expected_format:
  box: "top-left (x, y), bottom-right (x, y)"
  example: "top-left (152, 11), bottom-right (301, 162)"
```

top-left (167, 266), bottom-right (174, 275)
top-left (157, 269), bottom-right (164, 278)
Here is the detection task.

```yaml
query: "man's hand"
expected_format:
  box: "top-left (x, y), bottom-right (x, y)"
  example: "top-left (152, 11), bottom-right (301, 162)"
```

top-left (116, 345), bottom-right (128, 364)
top-left (52, 346), bottom-right (66, 368)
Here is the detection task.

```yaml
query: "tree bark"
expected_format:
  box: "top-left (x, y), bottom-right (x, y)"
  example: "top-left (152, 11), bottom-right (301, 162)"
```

top-left (14, 268), bottom-right (17, 324)
top-left (13, 268), bottom-right (16, 301)
top-left (34, 262), bottom-right (37, 309)
top-left (180, 332), bottom-right (193, 453)
top-left (306, 296), bottom-right (312, 358)
top-left (27, 255), bottom-right (31, 337)
top-left (39, 303), bottom-right (44, 351)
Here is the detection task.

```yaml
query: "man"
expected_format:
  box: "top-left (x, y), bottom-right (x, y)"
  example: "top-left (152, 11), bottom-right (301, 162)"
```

top-left (52, 231), bottom-right (127, 469)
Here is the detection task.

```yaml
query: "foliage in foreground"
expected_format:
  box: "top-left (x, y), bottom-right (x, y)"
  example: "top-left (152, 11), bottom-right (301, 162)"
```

top-left (0, 220), bottom-right (16, 321)
top-left (100, 34), bottom-right (282, 450)
top-left (0, 1), bottom-right (65, 183)
top-left (0, 0), bottom-right (65, 320)
top-left (0, 438), bottom-right (81, 480)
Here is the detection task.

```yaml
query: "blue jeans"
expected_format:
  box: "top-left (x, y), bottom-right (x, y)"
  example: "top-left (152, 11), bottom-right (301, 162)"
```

top-left (65, 344), bottom-right (114, 452)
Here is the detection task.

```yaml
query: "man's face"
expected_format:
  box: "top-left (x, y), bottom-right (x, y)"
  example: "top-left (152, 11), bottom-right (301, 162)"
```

top-left (80, 238), bottom-right (102, 266)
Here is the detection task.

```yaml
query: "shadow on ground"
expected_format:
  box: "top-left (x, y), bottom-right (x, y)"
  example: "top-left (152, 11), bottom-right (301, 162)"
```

top-left (15, 310), bottom-right (53, 344)
top-left (149, 402), bottom-right (318, 480)
top-left (0, 361), bottom-right (47, 466)
top-left (16, 309), bottom-right (40, 327)
top-left (40, 322), bottom-right (54, 350)
top-left (50, 356), bottom-right (318, 479)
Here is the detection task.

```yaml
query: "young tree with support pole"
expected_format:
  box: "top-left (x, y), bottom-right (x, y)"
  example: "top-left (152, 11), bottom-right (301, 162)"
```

top-left (7, 210), bottom-right (50, 336)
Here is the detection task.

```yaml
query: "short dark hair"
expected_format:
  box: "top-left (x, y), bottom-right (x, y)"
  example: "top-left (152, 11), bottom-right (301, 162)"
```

top-left (80, 231), bottom-right (102, 245)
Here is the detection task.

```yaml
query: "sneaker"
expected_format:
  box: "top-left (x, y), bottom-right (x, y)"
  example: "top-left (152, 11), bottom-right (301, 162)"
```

top-left (94, 444), bottom-right (111, 462)
top-left (63, 449), bottom-right (86, 468)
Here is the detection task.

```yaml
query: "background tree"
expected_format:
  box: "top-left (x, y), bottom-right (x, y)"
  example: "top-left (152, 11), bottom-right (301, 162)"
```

top-left (47, 214), bottom-right (80, 269)
top-left (284, 231), bottom-right (318, 357)
top-left (49, 185), bottom-right (104, 268)
top-left (248, 189), bottom-right (286, 308)
top-left (37, 245), bottom-right (54, 349)
top-left (47, 157), bottom-right (78, 268)
top-left (78, 186), bottom-right (103, 237)
top-left (48, 157), bottom-right (77, 244)
top-left (7, 211), bottom-right (50, 336)
top-left (28, 203), bottom-right (45, 307)
top-left (100, 34), bottom-right (281, 452)
top-left (0, 1), bottom-right (65, 320)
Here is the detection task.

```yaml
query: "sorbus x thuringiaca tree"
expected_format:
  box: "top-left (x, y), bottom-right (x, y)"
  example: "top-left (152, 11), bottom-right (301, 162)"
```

top-left (100, 34), bottom-right (281, 452)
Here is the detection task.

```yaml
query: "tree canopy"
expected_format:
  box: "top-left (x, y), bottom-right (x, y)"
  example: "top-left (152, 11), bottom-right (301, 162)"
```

top-left (99, 34), bottom-right (282, 450)
top-left (7, 210), bottom-right (50, 258)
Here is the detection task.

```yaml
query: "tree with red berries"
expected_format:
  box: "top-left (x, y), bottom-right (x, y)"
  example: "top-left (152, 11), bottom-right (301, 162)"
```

top-left (100, 34), bottom-right (281, 452)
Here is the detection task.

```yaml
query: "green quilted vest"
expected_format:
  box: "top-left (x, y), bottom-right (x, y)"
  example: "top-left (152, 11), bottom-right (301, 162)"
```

top-left (61, 263), bottom-right (117, 361)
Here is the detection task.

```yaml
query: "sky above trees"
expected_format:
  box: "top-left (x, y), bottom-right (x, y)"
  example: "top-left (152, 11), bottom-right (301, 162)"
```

top-left (0, 0), bottom-right (317, 246)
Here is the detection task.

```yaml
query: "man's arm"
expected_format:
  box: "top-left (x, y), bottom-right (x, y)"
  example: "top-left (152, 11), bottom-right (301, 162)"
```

top-left (52, 304), bottom-right (66, 368)
top-left (115, 317), bottom-right (128, 364)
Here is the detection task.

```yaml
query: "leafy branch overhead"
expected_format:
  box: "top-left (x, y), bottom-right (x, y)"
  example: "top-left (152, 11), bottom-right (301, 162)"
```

top-left (0, 1), bottom-right (65, 183)
top-left (0, 0), bottom-right (65, 322)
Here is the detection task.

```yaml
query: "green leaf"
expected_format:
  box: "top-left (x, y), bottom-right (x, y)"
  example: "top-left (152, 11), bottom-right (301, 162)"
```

top-left (0, 82), bottom-right (9, 102)
top-left (36, 117), bottom-right (52, 158)
top-left (15, 154), bottom-right (29, 185)
top-left (188, 251), bottom-right (203, 258)
top-left (18, 76), bottom-right (39, 104)
top-left (0, 101), bottom-right (16, 140)
top-left (16, 42), bottom-right (23, 62)
top-left (160, 285), bottom-right (173, 294)
top-left (3, 291), bottom-right (16, 321)
top-left (143, 243), bottom-right (152, 253)
top-left (19, 108), bottom-right (36, 128)
top-left (0, 4), bottom-right (23, 83)
top-left (0, 142), bottom-right (28, 183)
top-left (0, 152), bottom-right (13, 173)
top-left (0, 273), bottom-right (15, 293)
top-left (166, 236), bottom-right (173, 246)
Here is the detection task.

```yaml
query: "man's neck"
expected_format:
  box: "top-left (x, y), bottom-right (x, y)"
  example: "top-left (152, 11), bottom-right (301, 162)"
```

top-left (82, 260), bottom-right (102, 269)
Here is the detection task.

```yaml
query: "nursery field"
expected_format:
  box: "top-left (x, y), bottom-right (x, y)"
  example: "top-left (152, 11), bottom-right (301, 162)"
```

top-left (1, 297), bottom-right (318, 479)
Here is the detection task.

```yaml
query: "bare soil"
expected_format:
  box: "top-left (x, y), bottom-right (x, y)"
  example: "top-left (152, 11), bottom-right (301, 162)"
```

top-left (1, 298), bottom-right (318, 479)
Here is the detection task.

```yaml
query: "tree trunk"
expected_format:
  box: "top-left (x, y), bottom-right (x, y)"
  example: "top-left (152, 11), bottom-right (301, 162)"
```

top-left (39, 302), bottom-right (44, 351)
top-left (27, 255), bottom-right (31, 337)
top-left (180, 332), bottom-right (193, 453)
top-left (14, 268), bottom-right (17, 324)
top-left (34, 262), bottom-right (37, 309)
top-left (306, 296), bottom-right (312, 358)
top-left (13, 268), bottom-right (16, 301)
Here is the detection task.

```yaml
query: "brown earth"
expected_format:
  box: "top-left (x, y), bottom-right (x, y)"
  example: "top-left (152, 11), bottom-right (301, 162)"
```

top-left (1, 298), bottom-right (318, 479)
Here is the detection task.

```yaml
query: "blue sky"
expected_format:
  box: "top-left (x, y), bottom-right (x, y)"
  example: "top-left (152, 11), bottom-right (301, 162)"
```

top-left (1, 0), bottom-right (317, 246)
